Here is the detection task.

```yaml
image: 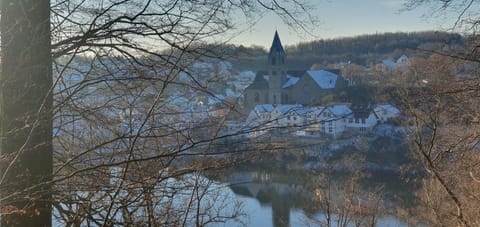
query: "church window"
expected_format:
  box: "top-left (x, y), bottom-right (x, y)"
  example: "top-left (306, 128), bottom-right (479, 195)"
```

top-left (254, 92), bottom-right (260, 102)
top-left (272, 57), bottom-right (276, 65)
top-left (273, 95), bottom-right (277, 104)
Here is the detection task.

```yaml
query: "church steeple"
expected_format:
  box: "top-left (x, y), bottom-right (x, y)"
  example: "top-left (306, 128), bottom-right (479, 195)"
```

top-left (268, 30), bottom-right (285, 66)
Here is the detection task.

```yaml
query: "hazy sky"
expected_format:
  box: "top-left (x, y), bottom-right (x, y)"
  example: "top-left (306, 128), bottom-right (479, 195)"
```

top-left (228, 0), bottom-right (458, 48)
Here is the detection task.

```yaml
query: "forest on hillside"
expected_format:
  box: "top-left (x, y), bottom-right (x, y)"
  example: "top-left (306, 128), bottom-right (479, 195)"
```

top-left (203, 31), bottom-right (465, 70)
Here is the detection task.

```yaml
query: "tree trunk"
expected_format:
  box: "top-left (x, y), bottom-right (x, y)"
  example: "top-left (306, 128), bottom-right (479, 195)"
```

top-left (0, 0), bottom-right (52, 226)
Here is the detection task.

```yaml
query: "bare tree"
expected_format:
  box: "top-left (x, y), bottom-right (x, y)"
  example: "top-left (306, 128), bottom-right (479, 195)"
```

top-left (388, 55), bottom-right (480, 226)
top-left (307, 155), bottom-right (385, 227)
top-left (1, 0), bottom-right (316, 226)
top-left (0, 1), bottom-right (52, 226)
top-left (390, 2), bottom-right (480, 226)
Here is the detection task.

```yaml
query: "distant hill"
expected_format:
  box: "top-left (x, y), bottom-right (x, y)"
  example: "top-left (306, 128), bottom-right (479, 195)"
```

top-left (285, 31), bottom-right (464, 68)
top-left (204, 31), bottom-right (465, 71)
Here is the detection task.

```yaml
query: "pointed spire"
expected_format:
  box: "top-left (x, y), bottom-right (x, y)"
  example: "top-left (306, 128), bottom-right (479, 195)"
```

top-left (268, 31), bottom-right (286, 66)
top-left (269, 30), bottom-right (285, 57)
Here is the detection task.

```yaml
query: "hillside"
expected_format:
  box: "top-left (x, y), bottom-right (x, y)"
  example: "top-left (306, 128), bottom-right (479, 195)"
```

top-left (214, 31), bottom-right (465, 70)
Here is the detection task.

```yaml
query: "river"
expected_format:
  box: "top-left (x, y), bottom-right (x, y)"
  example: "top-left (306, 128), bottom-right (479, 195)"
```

top-left (208, 165), bottom-right (417, 227)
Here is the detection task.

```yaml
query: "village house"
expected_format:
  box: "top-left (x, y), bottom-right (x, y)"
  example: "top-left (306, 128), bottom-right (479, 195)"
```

top-left (246, 103), bottom-right (401, 138)
top-left (374, 104), bottom-right (401, 123)
top-left (347, 106), bottom-right (378, 134)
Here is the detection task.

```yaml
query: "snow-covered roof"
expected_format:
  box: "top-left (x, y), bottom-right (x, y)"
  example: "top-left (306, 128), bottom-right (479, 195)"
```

top-left (282, 75), bottom-right (300, 88)
top-left (396, 55), bottom-right (409, 64)
top-left (374, 104), bottom-right (400, 115)
top-left (308, 106), bottom-right (325, 115)
top-left (277, 104), bottom-right (303, 113)
top-left (234, 71), bottom-right (256, 82)
top-left (225, 88), bottom-right (242, 98)
top-left (253, 104), bottom-right (274, 113)
top-left (382, 60), bottom-right (396, 69)
top-left (306, 70), bottom-right (338, 89)
top-left (276, 104), bottom-right (307, 115)
top-left (327, 105), bottom-right (352, 116)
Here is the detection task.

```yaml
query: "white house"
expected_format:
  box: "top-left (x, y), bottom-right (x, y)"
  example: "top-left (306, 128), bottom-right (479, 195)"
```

top-left (246, 104), bottom-right (274, 123)
top-left (396, 55), bottom-right (409, 68)
top-left (374, 104), bottom-right (401, 123)
top-left (246, 104), bottom-right (274, 137)
top-left (305, 104), bottom-right (353, 138)
top-left (346, 108), bottom-right (378, 134)
top-left (377, 55), bottom-right (410, 71)
top-left (270, 104), bottom-right (305, 128)
top-left (245, 103), bottom-right (401, 138)
top-left (320, 105), bottom-right (352, 138)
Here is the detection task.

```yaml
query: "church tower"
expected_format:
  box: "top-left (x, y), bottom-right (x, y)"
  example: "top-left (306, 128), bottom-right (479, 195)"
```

top-left (266, 31), bottom-right (287, 104)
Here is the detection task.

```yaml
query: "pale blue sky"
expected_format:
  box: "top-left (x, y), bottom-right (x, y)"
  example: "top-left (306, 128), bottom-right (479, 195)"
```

top-left (228, 0), bottom-right (458, 48)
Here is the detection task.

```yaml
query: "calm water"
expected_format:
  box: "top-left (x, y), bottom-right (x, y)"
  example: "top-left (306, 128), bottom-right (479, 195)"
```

top-left (210, 167), bottom-right (414, 227)
top-left (53, 164), bottom-right (416, 226)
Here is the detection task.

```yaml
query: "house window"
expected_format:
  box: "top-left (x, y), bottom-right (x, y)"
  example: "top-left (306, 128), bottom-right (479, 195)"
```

top-left (273, 95), bottom-right (277, 104)
top-left (355, 118), bottom-right (359, 123)
top-left (272, 71), bottom-right (277, 75)
top-left (287, 116), bottom-right (291, 120)
top-left (349, 118), bottom-right (353, 123)
top-left (293, 116), bottom-right (297, 121)
top-left (361, 119), bottom-right (366, 124)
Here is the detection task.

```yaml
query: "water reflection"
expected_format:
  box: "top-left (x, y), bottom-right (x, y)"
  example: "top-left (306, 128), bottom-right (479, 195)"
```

top-left (213, 167), bottom-right (414, 227)
top-left (228, 172), bottom-right (303, 227)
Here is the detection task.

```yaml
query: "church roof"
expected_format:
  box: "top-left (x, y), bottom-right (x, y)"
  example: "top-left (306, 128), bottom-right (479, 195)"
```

top-left (306, 70), bottom-right (338, 89)
top-left (282, 75), bottom-right (300, 88)
top-left (245, 72), bottom-right (269, 89)
top-left (269, 31), bottom-right (285, 57)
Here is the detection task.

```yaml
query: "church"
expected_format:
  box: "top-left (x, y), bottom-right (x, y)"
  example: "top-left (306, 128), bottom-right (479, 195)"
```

top-left (243, 31), bottom-right (348, 111)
